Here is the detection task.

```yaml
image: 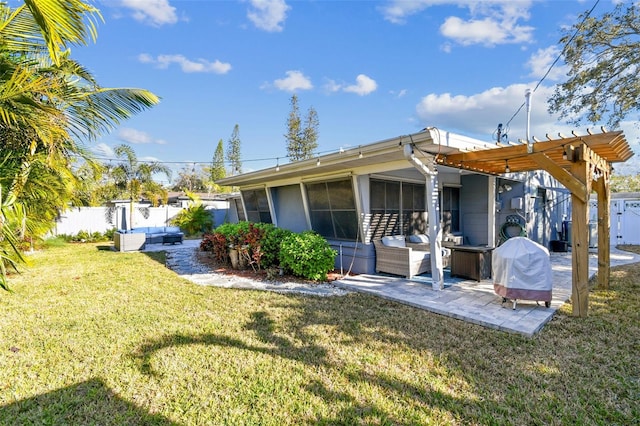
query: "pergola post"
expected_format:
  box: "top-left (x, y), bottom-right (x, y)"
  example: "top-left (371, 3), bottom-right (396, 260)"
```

top-left (593, 169), bottom-right (611, 289)
top-left (570, 145), bottom-right (592, 317)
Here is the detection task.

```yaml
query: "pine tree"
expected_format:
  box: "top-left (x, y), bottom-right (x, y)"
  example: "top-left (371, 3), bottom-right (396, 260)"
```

top-left (211, 139), bottom-right (226, 182)
top-left (226, 124), bottom-right (242, 175)
top-left (285, 95), bottom-right (319, 161)
top-left (285, 94), bottom-right (303, 160)
top-left (303, 105), bottom-right (319, 156)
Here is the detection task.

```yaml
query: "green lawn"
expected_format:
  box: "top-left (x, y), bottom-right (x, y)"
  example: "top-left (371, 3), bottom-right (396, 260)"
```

top-left (0, 243), bottom-right (638, 425)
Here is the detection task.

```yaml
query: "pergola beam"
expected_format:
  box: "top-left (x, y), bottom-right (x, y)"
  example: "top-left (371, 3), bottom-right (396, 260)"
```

top-left (433, 131), bottom-right (629, 317)
top-left (529, 152), bottom-right (588, 203)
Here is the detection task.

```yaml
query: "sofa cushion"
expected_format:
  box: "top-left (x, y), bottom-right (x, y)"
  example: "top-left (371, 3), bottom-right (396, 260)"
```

top-left (129, 228), bottom-right (149, 234)
top-left (409, 234), bottom-right (429, 243)
top-left (410, 250), bottom-right (430, 262)
top-left (381, 235), bottom-right (406, 248)
top-left (164, 226), bottom-right (181, 234)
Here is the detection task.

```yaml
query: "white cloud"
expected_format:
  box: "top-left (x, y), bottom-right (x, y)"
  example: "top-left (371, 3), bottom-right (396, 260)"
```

top-left (440, 15), bottom-right (534, 46)
top-left (117, 0), bottom-right (178, 26)
top-left (247, 0), bottom-right (290, 32)
top-left (527, 46), bottom-right (569, 81)
top-left (343, 74), bottom-right (378, 96)
top-left (415, 83), bottom-right (576, 142)
top-left (323, 79), bottom-right (342, 93)
top-left (118, 128), bottom-right (165, 145)
top-left (271, 70), bottom-right (313, 92)
top-left (380, 0), bottom-right (435, 24)
top-left (381, 1), bottom-right (535, 47)
top-left (93, 142), bottom-right (114, 158)
top-left (390, 89), bottom-right (408, 98)
top-left (138, 53), bottom-right (232, 74)
top-left (323, 74), bottom-right (378, 96)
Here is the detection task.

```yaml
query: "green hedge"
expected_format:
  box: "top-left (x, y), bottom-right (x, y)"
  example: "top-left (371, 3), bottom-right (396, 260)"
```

top-left (201, 223), bottom-right (335, 281)
top-left (279, 231), bottom-right (337, 281)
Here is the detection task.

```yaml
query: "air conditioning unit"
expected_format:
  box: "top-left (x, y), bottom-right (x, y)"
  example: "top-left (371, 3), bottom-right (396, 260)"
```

top-left (511, 197), bottom-right (524, 210)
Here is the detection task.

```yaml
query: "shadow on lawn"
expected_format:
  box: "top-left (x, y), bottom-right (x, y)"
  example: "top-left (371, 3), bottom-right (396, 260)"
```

top-left (0, 378), bottom-right (177, 425)
top-left (134, 310), bottom-right (328, 377)
top-left (128, 248), bottom-right (640, 424)
top-left (131, 299), bottom-right (511, 424)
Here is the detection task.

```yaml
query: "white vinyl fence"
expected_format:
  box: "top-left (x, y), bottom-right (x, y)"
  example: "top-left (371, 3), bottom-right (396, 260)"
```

top-left (589, 195), bottom-right (640, 246)
top-left (53, 202), bottom-right (230, 236)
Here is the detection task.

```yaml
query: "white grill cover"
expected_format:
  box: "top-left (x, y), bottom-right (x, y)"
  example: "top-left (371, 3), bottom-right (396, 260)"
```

top-left (492, 237), bottom-right (552, 301)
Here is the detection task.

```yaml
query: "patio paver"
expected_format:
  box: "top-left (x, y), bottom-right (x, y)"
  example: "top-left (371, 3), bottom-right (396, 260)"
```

top-left (333, 247), bottom-right (640, 336)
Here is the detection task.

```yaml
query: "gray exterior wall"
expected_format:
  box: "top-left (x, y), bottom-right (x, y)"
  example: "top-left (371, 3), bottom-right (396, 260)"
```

top-left (460, 174), bottom-right (490, 246)
top-left (271, 184), bottom-right (309, 233)
top-left (225, 169), bottom-right (568, 275)
top-left (495, 171), bottom-right (569, 249)
top-left (326, 241), bottom-right (374, 275)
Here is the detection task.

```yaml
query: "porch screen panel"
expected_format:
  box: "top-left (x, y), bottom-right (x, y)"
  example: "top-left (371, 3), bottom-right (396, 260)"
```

top-left (233, 198), bottom-right (246, 221)
top-left (306, 179), bottom-right (358, 241)
top-left (370, 180), bottom-right (401, 238)
top-left (402, 183), bottom-right (427, 235)
top-left (241, 189), bottom-right (272, 224)
top-left (442, 186), bottom-right (460, 234)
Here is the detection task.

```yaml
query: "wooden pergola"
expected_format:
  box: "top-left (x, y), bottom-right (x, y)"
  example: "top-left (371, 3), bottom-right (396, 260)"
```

top-left (435, 130), bottom-right (633, 317)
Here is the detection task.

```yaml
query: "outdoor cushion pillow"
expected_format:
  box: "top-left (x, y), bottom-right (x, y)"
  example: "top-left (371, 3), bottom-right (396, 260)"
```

top-left (409, 234), bottom-right (429, 243)
top-left (381, 235), bottom-right (406, 248)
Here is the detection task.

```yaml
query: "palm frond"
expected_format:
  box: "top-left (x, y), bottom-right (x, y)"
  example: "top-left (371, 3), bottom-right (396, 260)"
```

top-left (65, 87), bottom-right (160, 140)
top-left (23, 0), bottom-right (103, 65)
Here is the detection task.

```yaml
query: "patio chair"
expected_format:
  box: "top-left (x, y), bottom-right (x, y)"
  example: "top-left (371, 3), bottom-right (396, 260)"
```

top-left (373, 236), bottom-right (432, 279)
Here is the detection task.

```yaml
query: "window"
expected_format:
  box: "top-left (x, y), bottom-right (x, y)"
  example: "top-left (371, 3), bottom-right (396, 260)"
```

top-left (241, 189), bottom-right (272, 223)
top-left (370, 179), bottom-right (426, 238)
top-left (306, 179), bottom-right (358, 240)
top-left (441, 186), bottom-right (460, 234)
top-left (402, 182), bottom-right (427, 235)
top-left (370, 180), bottom-right (400, 236)
top-left (233, 198), bottom-right (246, 221)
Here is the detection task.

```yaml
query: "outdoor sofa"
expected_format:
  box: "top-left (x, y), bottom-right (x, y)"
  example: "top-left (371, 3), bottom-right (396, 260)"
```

top-left (114, 226), bottom-right (184, 251)
top-left (373, 235), bottom-right (451, 279)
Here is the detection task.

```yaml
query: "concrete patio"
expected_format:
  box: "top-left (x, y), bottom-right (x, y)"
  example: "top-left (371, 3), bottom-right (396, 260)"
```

top-left (333, 247), bottom-right (640, 337)
top-left (144, 240), bottom-right (640, 337)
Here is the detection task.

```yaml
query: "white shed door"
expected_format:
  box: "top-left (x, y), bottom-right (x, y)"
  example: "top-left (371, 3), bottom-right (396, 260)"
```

top-left (619, 200), bottom-right (640, 245)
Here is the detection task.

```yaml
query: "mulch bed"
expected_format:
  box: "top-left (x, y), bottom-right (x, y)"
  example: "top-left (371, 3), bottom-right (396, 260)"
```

top-left (194, 250), bottom-right (345, 284)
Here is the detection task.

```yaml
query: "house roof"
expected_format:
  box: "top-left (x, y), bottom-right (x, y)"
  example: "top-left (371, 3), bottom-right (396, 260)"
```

top-left (216, 128), bottom-right (501, 187)
top-left (216, 128), bottom-right (633, 188)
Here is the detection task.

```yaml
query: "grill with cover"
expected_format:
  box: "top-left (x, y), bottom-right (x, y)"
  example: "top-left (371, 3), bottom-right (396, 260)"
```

top-left (492, 237), bottom-right (553, 309)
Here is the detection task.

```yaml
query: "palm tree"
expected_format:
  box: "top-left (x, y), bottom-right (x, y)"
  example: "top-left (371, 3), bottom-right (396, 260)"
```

top-left (0, 0), bottom-right (160, 289)
top-left (111, 144), bottom-right (171, 229)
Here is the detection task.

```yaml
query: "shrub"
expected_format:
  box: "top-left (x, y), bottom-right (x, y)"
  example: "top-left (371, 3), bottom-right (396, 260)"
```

top-left (58, 230), bottom-right (112, 243)
top-left (199, 233), bottom-right (215, 252)
top-left (279, 231), bottom-right (336, 281)
top-left (253, 223), bottom-right (292, 268)
top-left (76, 230), bottom-right (91, 242)
top-left (213, 233), bottom-right (229, 263)
top-left (213, 222), bottom-right (243, 247)
top-left (104, 228), bottom-right (116, 240)
top-left (171, 204), bottom-right (213, 236)
top-left (237, 223), bottom-right (265, 271)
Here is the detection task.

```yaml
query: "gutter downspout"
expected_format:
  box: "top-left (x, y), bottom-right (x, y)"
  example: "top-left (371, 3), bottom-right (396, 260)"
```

top-left (403, 144), bottom-right (444, 290)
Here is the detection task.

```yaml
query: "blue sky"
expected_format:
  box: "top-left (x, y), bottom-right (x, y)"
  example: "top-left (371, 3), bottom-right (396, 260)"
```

top-left (68, 0), bottom-right (638, 182)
